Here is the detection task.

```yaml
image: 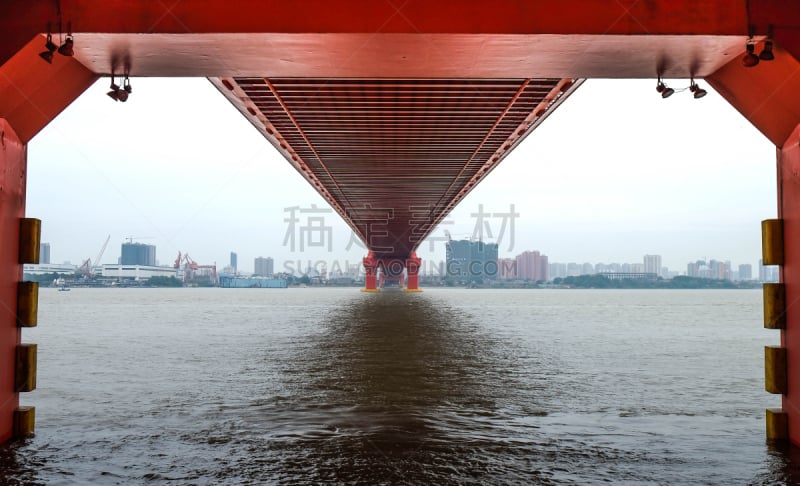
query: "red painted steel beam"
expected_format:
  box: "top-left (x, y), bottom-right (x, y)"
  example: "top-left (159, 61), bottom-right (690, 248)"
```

top-left (0, 1), bottom-right (755, 79)
top-left (3, 0), bottom-right (749, 37)
top-left (0, 37), bottom-right (98, 143)
top-left (706, 45), bottom-right (800, 147)
top-left (429, 78), bottom-right (580, 231)
top-left (209, 77), bottom-right (358, 237)
top-left (0, 120), bottom-right (25, 443)
top-left (262, 78), bottom-right (357, 234)
top-left (779, 124), bottom-right (800, 445)
top-left (431, 79), bottom-right (533, 212)
top-left (748, 0), bottom-right (800, 62)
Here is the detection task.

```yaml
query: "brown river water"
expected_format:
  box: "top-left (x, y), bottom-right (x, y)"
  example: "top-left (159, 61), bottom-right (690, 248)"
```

top-left (1, 287), bottom-right (797, 484)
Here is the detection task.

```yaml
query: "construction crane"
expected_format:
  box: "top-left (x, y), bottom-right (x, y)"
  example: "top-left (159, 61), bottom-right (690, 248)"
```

top-left (125, 236), bottom-right (153, 244)
top-left (79, 235), bottom-right (111, 278)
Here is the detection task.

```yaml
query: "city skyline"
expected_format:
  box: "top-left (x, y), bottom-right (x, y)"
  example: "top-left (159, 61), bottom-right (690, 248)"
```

top-left (27, 78), bottom-right (775, 272)
top-left (37, 237), bottom-right (767, 280)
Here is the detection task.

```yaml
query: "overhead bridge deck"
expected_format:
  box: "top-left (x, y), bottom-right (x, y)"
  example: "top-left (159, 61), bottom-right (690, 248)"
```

top-left (211, 76), bottom-right (579, 264)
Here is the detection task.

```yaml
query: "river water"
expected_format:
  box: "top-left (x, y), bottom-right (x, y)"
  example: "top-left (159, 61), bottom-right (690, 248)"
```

top-left (0, 288), bottom-right (795, 484)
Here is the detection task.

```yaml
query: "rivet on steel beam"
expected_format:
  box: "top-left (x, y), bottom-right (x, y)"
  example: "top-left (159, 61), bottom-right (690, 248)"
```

top-left (19, 218), bottom-right (41, 264)
top-left (765, 345), bottom-right (787, 394)
top-left (15, 343), bottom-right (37, 393)
top-left (13, 406), bottom-right (35, 438)
top-left (762, 219), bottom-right (784, 266)
top-left (766, 407), bottom-right (788, 441)
top-left (17, 281), bottom-right (39, 328)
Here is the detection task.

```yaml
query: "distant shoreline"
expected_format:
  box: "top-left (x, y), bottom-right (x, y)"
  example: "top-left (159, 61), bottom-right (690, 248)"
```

top-left (28, 272), bottom-right (764, 290)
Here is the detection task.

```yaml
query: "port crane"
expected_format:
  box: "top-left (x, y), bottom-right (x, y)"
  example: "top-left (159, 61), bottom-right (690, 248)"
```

top-left (79, 235), bottom-right (111, 278)
top-left (173, 251), bottom-right (218, 285)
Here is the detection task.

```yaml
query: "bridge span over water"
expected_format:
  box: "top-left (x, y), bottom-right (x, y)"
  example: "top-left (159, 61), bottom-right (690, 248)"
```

top-left (2, 0), bottom-right (800, 446)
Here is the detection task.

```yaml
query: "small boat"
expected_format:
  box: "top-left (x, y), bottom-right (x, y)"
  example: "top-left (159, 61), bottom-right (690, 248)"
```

top-left (58, 284), bottom-right (70, 292)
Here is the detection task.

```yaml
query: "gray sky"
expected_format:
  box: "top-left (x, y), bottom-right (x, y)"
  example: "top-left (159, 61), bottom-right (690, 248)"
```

top-left (27, 77), bottom-right (776, 274)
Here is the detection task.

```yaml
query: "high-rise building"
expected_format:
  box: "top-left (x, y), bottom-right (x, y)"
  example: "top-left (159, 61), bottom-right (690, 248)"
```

top-left (759, 259), bottom-right (779, 283)
top-left (230, 252), bottom-right (238, 272)
top-left (513, 250), bottom-right (549, 281)
top-left (738, 264), bottom-right (753, 281)
top-left (445, 240), bottom-right (469, 279)
top-left (549, 262), bottom-right (567, 279)
top-left (254, 256), bottom-right (274, 276)
top-left (687, 260), bottom-right (705, 278)
top-left (40, 243), bottom-right (51, 264)
top-left (630, 263), bottom-right (645, 273)
top-left (515, 251), bottom-right (537, 280)
top-left (643, 254), bottom-right (661, 275)
top-left (473, 241), bottom-right (498, 279)
top-left (498, 258), bottom-right (516, 279)
top-left (120, 243), bottom-right (156, 266)
top-left (709, 259), bottom-right (731, 280)
top-left (537, 254), bottom-right (549, 281)
top-left (686, 259), bottom-right (732, 280)
top-left (446, 239), bottom-right (498, 281)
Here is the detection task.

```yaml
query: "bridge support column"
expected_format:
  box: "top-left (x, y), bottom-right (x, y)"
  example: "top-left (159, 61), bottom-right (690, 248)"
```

top-left (405, 253), bottom-right (422, 292)
top-left (362, 252), bottom-right (379, 292)
top-left (0, 119), bottom-right (34, 442)
top-left (773, 122), bottom-right (800, 444)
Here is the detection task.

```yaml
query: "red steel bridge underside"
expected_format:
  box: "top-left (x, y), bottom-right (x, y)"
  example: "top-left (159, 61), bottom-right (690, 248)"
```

top-left (2, 0), bottom-right (800, 444)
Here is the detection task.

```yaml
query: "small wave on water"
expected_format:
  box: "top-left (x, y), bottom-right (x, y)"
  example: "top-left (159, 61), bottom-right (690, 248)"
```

top-left (0, 288), bottom-right (795, 484)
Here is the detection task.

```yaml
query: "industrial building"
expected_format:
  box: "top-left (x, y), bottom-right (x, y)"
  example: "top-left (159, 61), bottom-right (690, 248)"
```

top-left (23, 263), bottom-right (76, 275)
top-left (101, 265), bottom-right (178, 281)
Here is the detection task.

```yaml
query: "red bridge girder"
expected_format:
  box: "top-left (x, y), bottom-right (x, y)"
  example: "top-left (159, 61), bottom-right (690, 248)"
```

top-left (213, 76), bottom-right (577, 259)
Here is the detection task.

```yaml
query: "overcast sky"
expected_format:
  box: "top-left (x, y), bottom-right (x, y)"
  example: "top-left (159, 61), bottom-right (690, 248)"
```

top-left (27, 77), bottom-right (776, 274)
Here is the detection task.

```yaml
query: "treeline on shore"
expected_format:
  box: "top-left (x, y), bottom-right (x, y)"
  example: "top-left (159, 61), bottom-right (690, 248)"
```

top-left (24, 273), bottom-right (186, 288)
top-left (552, 274), bottom-right (760, 289)
top-left (26, 272), bottom-right (763, 289)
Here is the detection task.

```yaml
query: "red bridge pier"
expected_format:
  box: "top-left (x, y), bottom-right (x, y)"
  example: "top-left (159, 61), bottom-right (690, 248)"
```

top-left (362, 252), bottom-right (422, 292)
top-left (764, 123), bottom-right (800, 442)
top-left (0, 120), bottom-right (38, 443)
